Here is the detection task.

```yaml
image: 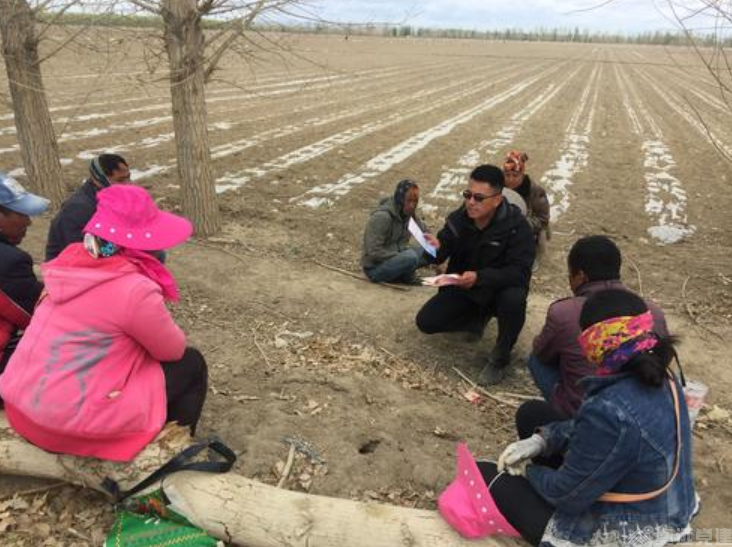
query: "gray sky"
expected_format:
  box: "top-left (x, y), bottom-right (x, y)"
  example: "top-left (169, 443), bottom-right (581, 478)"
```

top-left (306, 0), bottom-right (697, 34)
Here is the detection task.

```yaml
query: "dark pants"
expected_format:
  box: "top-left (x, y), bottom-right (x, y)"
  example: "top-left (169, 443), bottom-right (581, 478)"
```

top-left (364, 248), bottom-right (428, 284)
top-left (161, 347), bottom-right (208, 435)
top-left (516, 399), bottom-right (567, 468)
top-left (474, 400), bottom-right (567, 546)
top-left (476, 461), bottom-right (553, 546)
top-left (415, 285), bottom-right (528, 359)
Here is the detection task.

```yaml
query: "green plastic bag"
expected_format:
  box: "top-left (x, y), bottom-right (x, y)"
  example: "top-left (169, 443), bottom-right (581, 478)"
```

top-left (105, 489), bottom-right (222, 547)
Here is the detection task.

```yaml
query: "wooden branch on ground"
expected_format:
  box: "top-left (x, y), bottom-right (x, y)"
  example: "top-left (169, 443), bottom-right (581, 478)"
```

top-left (627, 257), bottom-right (644, 297)
top-left (312, 259), bottom-right (410, 292)
top-left (276, 444), bottom-right (296, 488)
top-left (251, 322), bottom-right (273, 369)
top-left (0, 412), bottom-right (524, 547)
top-left (190, 239), bottom-right (253, 265)
top-left (451, 367), bottom-right (520, 408)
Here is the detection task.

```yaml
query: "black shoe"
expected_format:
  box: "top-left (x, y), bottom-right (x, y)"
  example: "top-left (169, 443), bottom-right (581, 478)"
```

top-left (478, 363), bottom-right (505, 386)
top-left (477, 350), bottom-right (511, 386)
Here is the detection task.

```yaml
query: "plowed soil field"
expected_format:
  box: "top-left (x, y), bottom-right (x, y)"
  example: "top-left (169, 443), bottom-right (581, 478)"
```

top-left (1, 33), bottom-right (731, 546)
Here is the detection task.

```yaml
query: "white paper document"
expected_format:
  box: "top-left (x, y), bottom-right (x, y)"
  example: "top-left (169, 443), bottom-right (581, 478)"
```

top-left (408, 217), bottom-right (437, 257)
top-left (421, 274), bottom-right (462, 287)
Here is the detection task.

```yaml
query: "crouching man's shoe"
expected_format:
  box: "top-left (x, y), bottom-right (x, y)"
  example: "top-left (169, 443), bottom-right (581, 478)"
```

top-left (477, 349), bottom-right (511, 386)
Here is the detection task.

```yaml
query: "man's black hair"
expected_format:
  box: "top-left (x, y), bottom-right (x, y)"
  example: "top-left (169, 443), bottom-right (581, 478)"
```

top-left (469, 164), bottom-right (504, 192)
top-left (568, 235), bottom-right (622, 282)
top-left (98, 154), bottom-right (128, 176)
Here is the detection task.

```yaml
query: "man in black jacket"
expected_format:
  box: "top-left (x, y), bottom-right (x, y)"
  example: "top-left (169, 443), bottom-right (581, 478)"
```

top-left (0, 173), bottom-right (48, 377)
top-left (416, 164), bottom-right (536, 385)
top-left (45, 154), bottom-right (130, 261)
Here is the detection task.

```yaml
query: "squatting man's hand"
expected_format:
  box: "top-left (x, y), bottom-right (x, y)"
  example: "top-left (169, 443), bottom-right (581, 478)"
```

top-left (497, 434), bottom-right (547, 476)
top-left (455, 271), bottom-right (477, 289)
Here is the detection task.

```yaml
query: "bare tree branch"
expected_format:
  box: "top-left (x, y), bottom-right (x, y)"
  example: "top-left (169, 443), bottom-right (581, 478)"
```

top-left (36, 23), bottom-right (87, 64)
top-left (127, 0), bottom-right (161, 15)
top-left (204, 22), bottom-right (243, 82)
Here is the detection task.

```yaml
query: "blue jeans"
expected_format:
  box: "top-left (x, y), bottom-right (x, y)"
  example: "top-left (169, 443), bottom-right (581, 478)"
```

top-left (364, 248), bottom-right (426, 284)
top-left (527, 354), bottom-right (560, 403)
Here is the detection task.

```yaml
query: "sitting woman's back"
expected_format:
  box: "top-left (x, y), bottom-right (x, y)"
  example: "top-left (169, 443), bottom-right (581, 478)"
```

top-left (0, 185), bottom-right (205, 462)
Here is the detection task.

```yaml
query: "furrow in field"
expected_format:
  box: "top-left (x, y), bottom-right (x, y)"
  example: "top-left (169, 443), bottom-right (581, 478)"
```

top-left (295, 64), bottom-right (561, 209)
top-left (64, 60), bottom-right (462, 161)
top-left (0, 61), bottom-right (461, 170)
top-left (424, 64), bottom-right (582, 210)
top-left (615, 66), bottom-right (695, 244)
top-left (0, 62), bottom-right (448, 137)
top-left (213, 62), bottom-right (528, 193)
top-left (0, 67), bottom-right (320, 121)
top-left (537, 64), bottom-right (601, 223)
top-left (131, 61), bottom-right (519, 182)
top-left (636, 68), bottom-right (732, 159)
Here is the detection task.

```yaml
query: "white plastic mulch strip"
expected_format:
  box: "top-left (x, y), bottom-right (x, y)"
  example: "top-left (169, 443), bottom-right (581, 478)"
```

top-left (538, 64), bottom-right (601, 222)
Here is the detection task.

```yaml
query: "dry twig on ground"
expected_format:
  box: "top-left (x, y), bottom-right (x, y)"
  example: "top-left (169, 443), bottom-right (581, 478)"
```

top-left (313, 260), bottom-right (410, 292)
top-left (451, 367), bottom-right (520, 408)
top-left (276, 445), bottom-right (297, 488)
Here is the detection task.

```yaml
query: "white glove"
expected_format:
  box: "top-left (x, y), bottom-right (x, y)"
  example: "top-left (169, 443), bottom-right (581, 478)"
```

top-left (497, 434), bottom-right (547, 476)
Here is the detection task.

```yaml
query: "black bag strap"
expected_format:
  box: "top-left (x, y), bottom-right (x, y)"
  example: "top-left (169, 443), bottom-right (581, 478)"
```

top-left (102, 438), bottom-right (236, 503)
top-left (673, 353), bottom-right (687, 387)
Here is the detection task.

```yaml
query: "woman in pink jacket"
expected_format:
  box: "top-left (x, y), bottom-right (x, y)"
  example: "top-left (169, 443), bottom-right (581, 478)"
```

top-left (0, 185), bottom-right (207, 462)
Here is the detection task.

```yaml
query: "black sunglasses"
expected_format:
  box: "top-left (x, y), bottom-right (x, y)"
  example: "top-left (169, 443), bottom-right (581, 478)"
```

top-left (462, 189), bottom-right (500, 203)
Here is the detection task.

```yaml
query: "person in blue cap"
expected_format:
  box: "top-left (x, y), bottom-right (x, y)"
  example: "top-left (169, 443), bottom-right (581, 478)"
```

top-left (45, 154), bottom-right (130, 261)
top-left (0, 172), bottom-right (49, 380)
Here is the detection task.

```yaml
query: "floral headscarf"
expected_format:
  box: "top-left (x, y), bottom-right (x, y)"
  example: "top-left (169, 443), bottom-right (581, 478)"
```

top-left (578, 310), bottom-right (659, 376)
top-left (503, 151), bottom-right (528, 174)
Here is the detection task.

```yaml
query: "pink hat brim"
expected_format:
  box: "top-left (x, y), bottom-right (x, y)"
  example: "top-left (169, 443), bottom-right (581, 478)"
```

top-left (85, 209), bottom-right (193, 251)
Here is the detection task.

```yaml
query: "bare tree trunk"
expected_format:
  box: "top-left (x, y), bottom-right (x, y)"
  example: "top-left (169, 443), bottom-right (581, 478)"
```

top-left (0, 412), bottom-right (524, 547)
top-left (0, 0), bottom-right (64, 207)
top-left (161, 0), bottom-right (220, 236)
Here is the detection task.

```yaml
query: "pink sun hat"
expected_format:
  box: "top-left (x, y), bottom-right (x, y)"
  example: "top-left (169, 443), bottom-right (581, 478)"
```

top-left (438, 443), bottom-right (520, 539)
top-left (84, 185), bottom-right (193, 251)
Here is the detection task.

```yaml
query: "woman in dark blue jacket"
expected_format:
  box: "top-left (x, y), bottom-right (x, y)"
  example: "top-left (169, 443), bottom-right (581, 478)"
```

top-left (438, 289), bottom-right (697, 547)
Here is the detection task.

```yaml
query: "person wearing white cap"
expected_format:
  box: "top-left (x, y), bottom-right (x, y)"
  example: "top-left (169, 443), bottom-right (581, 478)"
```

top-left (0, 172), bottom-right (49, 383)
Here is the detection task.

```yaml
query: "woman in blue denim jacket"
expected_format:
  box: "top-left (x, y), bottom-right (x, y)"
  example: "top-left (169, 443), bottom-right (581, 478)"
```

top-left (438, 289), bottom-right (697, 547)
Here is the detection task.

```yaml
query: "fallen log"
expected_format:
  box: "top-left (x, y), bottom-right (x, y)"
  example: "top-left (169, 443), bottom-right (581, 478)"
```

top-left (0, 412), bottom-right (524, 547)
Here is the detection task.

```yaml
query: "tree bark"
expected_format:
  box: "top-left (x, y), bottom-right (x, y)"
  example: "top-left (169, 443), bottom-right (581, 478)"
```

top-left (0, 412), bottom-right (524, 547)
top-left (0, 0), bottom-right (64, 207)
top-left (161, 0), bottom-right (220, 236)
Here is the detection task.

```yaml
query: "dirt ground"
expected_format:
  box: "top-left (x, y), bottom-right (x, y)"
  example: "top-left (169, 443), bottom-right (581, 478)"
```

top-left (0, 33), bottom-right (731, 545)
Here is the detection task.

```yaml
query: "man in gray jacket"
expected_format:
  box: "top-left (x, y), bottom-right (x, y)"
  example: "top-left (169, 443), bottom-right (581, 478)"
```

top-left (361, 180), bottom-right (428, 284)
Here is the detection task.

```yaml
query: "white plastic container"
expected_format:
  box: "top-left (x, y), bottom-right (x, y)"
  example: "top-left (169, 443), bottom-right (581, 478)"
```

top-left (683, 380), bottom-right (709, 427)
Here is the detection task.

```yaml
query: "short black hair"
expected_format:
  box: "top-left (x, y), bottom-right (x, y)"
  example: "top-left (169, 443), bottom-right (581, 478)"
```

top-left (98, 154), bottom-right (128, 175)
top-left (469, 164), bottom-right (504, 192)
top-left (568, 235), bottom-right (621, 282)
